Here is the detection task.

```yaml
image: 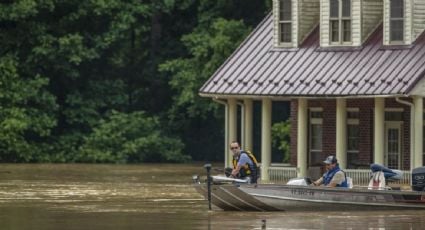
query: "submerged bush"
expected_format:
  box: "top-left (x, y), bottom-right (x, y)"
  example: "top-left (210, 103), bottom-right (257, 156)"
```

top-left (78, 110), bottom-right (189, 163)
top-left (271, 120), bottom-right (291, 163)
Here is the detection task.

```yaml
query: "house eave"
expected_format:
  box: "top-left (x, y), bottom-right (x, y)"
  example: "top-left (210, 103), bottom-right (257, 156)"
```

top-left (200, 92), bottom-right (410, 100)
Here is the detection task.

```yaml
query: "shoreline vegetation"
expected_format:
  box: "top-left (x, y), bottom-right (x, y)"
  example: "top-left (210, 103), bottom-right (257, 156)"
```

top-left (0, 1), bottom-right (273, 163)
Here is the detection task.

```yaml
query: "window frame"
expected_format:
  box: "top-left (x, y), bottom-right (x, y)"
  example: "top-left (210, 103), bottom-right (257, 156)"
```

top-left (329, 0), bottom-right (352, 45)
top-left (389, 0), bottom-right (404, 43)
top-left (278, 0), bottom-right (292, 45)
top-left (346, 108), bottom-right (359, 153)
top-left (309, 108), bottom-right (323, 152)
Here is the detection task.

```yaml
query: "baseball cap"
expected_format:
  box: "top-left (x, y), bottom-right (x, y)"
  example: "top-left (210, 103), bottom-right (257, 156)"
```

top-left (323, 155), bottom-right (337, 164)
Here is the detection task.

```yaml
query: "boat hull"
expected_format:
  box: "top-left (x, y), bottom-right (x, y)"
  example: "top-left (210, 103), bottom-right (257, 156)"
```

top-left (194, 184), bottom-right (425, 211)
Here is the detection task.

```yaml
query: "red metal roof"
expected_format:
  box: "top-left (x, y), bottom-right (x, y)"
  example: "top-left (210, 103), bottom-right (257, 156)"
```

top-left (199, 14), bottom-right (425, 97)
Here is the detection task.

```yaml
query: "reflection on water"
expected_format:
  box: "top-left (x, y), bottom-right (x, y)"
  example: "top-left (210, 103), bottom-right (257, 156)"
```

top-left (0, 163), bottom-right (425, 230)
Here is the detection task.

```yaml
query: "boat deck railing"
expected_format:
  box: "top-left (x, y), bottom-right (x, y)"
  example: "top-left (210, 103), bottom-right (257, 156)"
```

top-left (268, 166), bottom-right (411, 185)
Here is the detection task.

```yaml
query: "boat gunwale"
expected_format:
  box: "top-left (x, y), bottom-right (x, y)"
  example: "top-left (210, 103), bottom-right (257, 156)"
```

top-left (232, 184), bottom-right (425, 196)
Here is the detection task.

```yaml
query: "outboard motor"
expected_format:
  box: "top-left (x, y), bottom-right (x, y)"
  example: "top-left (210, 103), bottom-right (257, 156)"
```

top-left (412, 167), bottom-right (425, 191)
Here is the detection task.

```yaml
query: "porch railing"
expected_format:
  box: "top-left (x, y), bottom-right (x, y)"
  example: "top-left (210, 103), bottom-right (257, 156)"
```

top-left (268, 166), bottom-right (411, 185)
top-left (345, 169), bottom-right (411, 185)
top-left (268, 166), bottom-right (297, 183)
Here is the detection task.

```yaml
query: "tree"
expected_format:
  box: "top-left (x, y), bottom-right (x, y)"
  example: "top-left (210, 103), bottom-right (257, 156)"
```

top-left (0, 55), bottom-right (57, 162)
top-left (0, 0), bottom-right (272, 162)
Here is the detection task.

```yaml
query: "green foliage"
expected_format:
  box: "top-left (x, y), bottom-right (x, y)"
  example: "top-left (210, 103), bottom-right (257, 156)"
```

top-left (0, 55), bottom-right (57, 162)
top-left (0, 0), bottom-right (271, 163)
top-left (271, 120), bottom-right (291, 163)
top-left (159, 18), bottom-right (250, 160)
top-left (78, 111), bottom-right (189, 163)
top-left (160, 18), bottom-right (249, 119)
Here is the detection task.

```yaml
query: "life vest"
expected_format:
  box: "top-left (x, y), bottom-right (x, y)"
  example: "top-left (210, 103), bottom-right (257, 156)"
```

top-left (232, 150), bottom-right (259, 183)
top-left (323, 165), bottom-right (348, 188)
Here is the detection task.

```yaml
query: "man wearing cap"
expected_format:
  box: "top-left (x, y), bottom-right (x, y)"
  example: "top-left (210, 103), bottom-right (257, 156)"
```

top-left (312, 155), bottom-right (348, 188)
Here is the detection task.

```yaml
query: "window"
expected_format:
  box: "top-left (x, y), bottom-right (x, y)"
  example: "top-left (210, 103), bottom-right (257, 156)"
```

top-left (390, 0), bottom-right (404, 42)
top-left (309, 108), bottom-right (323, 165)
top-left (279, 0), bottom-right (292, 44)
top-left (385, 111), bottom-right (403, 121)
top-left (347, 109), bottom-right (359, 152)
top-left (347, 109), bottom-right (359, 168)
top-left (330, 0), bottom-right (351, 44)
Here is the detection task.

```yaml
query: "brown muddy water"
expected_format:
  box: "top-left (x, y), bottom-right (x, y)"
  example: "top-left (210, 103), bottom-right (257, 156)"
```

top-left (0, 163), bottom-right (425, 230)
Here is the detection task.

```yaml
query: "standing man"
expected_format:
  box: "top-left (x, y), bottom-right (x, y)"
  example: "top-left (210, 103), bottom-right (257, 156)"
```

top-left (229, 141), bottom-right (258, 184)
top-left (312, 155), bottom-right (348, 188)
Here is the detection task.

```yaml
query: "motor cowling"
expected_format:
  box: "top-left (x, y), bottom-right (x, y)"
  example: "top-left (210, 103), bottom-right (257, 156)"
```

top-left (412, 167), bottom-right (425, 191)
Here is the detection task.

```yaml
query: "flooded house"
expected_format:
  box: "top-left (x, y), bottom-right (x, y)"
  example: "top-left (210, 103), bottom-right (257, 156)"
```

top-left (199, 0), bottom-right (425, 184)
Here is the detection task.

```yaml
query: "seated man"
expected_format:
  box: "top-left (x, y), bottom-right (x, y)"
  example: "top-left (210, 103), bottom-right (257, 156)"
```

top-left (229, 141), bottom-right (258, 184)
top-left (312, 155), bottom-right (348, 188)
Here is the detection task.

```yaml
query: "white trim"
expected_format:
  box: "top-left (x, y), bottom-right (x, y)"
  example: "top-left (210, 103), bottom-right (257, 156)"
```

top-left (385, 108), bottom-right (404, 112)
top-left (309, 107), bottom-right (323, 112)
top-left (347, 107), bottom-right (359, 112)
top-left (199, 93), bottom-right (407, 100)
top-left (347, 119), bottom-right (359, 125)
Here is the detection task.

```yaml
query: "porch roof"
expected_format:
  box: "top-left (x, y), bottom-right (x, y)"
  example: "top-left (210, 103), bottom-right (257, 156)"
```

top-left (199, 14), bottom-right (425, 98)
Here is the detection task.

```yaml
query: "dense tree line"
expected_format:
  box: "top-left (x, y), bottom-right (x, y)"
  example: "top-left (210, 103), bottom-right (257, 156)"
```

top-left (0, 0), bottom-right (271, 163)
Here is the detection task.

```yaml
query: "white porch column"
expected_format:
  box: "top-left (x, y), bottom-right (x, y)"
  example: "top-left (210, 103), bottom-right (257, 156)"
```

top-left (336, 98), bottom-right (347, 169)
top-left (244, 99), bottom-right (254, 152)
top-left (228, 98), bottom-right (238, 168)
top-left (261, 98), bottom-right (272, 181)
top-left (224, 102), bottom-right (229, 168)
top-left (297, 98), bottom-right (308, 177)
top-left (414, 96), bottom-right (423, 168)
top-left (374, 98), bottom-right (385, 165)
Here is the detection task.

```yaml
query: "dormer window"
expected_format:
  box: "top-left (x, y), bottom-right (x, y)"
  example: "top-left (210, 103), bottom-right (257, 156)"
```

top-left (279, 0), bottom-right (292, 44)
top-left (390, 0), bottom-right (404, 42)
top-left (330, 0), bottom-right (351, 44)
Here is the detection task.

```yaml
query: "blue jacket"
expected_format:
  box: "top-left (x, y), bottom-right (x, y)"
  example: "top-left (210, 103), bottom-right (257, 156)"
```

top-left (323, 165), bottom-right (348, 188)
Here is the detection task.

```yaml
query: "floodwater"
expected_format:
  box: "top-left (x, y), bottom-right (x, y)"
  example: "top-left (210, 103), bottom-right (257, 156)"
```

top-left (0, 164), bottom-right (425, 230)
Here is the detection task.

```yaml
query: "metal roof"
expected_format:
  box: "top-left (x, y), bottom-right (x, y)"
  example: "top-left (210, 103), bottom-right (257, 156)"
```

top-left (199, 14), bottom-right (425, 98)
